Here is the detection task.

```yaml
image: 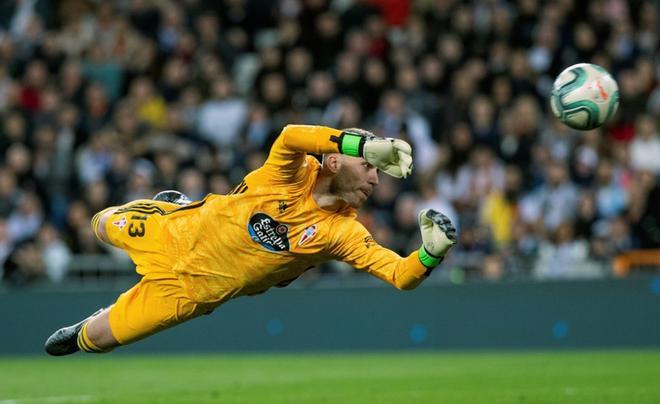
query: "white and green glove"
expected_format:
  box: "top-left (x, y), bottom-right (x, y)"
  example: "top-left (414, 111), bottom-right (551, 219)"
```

top-left (339, 131), bottom-right (413, 178)
top-left (418, 209), bottom-right (457, 269)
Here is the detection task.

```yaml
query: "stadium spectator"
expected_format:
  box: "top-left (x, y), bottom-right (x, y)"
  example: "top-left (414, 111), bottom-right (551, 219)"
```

top-left (7, 191), bottom-right (43, 243)
top-left (480, 165), bottom-right (523, 248)
top-left (594, 159), bottom-right (628, 219)
top-left (0, 218), bottom-right (11, 270)
top-left (629, 114), bottom-right (660, 174)
top-left (37, 222), bottom-right (71, 283)
top-left (532, 221), bottom-right (602, 279)
top-left (3, 238), bottom-right (45, 286)
top-left (197, 75), bottom-right (248, 149)
top-left (371, 89), bottom-right (437, 173)
top-left (0, 166), bottom-right (19, 217)
top-left (521, 160), bottom-right (579, 232)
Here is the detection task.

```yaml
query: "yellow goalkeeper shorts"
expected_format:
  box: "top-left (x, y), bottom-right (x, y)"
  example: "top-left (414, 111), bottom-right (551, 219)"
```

top-left (108, 270), bottom-right (217, 344)
top-left (93, 199), bottom-right (218, 345)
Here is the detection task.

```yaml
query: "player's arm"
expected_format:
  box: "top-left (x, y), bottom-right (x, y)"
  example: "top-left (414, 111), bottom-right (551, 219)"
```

top-left (329, 211), bottom-right (456, 290)
top-left (263, 125), bottom-right (413, 182)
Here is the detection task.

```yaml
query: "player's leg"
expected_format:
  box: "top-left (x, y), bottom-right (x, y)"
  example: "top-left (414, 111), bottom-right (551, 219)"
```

top-left (44, 200), bottom-right (136, 356)
top-left (44, 307), bottom-right (113, 355)
top-left (45, 275), bottom-right (217, 355)
top-left (80, 308), bottom-right (119, 351)
top-left (91, 191), bottom-right (189, 248)
top-left (106, 273), bottom-right (217, 347)
top-left (45, 193), bottom-right (194, 356)
top-left (44, 201), bottom-right (138, 355)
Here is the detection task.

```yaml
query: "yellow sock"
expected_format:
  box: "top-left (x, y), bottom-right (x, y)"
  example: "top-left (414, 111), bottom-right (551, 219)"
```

top-left (77, 322), bottom-right (106, 353)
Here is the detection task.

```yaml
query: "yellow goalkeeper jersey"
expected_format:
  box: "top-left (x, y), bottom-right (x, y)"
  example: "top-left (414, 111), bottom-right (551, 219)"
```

top-left (162, 125), bottom-right (429, 303)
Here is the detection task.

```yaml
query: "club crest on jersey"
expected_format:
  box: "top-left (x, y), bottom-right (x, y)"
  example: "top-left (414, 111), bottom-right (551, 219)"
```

top-left (248, 213), bottom-right (290, 252)
top-left (112, 216), bottom-right (127, 231)
top-left (298, 224), bottom-right (318, 246)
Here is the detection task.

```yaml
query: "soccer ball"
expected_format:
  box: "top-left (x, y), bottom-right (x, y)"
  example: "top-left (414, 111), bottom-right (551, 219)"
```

top-left (550, 63), bottom-right (619, 130)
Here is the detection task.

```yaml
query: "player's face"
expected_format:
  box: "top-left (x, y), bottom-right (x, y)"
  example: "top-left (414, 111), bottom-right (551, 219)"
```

top-left (335, 156), bottom-right (379, 208)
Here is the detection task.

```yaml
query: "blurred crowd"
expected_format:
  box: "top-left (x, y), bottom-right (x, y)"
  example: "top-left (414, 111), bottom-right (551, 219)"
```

top-left (0, 0), bottom-right (659, 286)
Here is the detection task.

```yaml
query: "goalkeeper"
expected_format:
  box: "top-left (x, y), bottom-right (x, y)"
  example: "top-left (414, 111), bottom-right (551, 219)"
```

top-left (45, 125), bottom-right (457, 355)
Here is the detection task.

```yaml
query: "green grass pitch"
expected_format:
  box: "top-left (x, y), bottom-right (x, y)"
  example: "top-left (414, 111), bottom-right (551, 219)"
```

top-left (1, 350), bottom-right (659, 403)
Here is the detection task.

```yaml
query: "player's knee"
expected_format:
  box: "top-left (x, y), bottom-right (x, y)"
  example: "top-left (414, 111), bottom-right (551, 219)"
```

top-left (91, 207), bottom-right (117, 244)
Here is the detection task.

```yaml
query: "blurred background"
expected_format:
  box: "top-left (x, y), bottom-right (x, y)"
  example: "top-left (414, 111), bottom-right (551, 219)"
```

top-left (1, 0), bottom-right (659, 286)
top-left (0, 0), bottom-right (658, 353)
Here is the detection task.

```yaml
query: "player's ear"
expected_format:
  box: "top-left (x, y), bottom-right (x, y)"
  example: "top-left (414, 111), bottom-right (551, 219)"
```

top-left (323, 153), bottom-right (342, 174)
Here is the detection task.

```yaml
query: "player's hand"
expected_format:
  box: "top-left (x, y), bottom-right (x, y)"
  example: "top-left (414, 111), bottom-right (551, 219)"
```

top-left (417, 209), bottom-right (457, 268)
top-left (339, 131), bottom-right (413, 179)
top-left (362, 137), bottom-right (413, 179)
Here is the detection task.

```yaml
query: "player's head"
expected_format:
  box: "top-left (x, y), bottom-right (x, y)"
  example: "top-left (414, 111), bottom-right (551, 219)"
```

top-left (320, 128), bottom-right (380, 208)
top-left (322, 152), bottom-right (379, 209)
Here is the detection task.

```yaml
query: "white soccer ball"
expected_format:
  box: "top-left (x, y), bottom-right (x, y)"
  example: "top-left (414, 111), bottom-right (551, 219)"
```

top-left (550, 63), bottom-right (619, 130)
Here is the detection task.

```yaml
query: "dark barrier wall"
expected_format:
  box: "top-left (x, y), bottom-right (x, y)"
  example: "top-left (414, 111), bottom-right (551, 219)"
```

top-left (2, 277), bottom-right (660, 354)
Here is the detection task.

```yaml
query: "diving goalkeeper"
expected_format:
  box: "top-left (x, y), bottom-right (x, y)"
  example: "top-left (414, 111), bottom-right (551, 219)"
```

top-left (45, 125), bottom-right (457, 355)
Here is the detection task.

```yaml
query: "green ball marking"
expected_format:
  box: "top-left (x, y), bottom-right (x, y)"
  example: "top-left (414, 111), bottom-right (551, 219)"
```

top-left (557, 67), bottom-right (587, 97)
top-left (605, 90), bottom-right (620, 122)
top-left (550, 92), bottom-right (563, 118)
top-left (561, 99), bottom-right (601, 130)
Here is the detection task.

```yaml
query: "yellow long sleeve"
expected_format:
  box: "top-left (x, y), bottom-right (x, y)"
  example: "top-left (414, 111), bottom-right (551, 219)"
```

top-left (329, 218), bottom-right (429, 290)
top-left (262, 125), bottom-right (343, 182)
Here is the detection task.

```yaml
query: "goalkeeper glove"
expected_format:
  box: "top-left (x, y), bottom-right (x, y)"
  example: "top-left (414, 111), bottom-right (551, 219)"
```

top-left (417, 209), bottom-right (457, 269)
top-left (339, 131), bottom-right (413, 179)
top-left (153, 190), bottom-right (191, 206)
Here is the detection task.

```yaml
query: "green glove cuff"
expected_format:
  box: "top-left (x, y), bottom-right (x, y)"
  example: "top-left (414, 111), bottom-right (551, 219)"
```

top-left (340, 132), bottom-right (364, 157)
top-left (418, 246), bottom-right (443, 269)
